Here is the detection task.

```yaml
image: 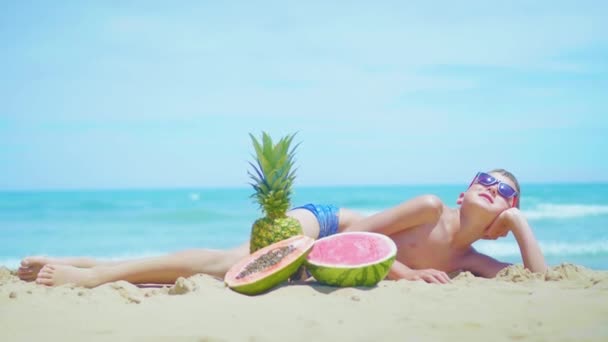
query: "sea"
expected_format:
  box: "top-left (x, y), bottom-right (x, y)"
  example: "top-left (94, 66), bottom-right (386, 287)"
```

top-left (1, 184), bottom-right (608, 270)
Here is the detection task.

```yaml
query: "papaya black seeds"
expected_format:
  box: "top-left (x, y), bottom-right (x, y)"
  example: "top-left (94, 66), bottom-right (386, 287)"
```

top-left (236, 246), bottom-right (295, 279)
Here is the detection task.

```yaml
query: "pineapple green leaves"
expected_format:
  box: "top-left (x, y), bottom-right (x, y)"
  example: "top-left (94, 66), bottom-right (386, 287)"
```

top-left (248, 132), bottom-right (300, 219)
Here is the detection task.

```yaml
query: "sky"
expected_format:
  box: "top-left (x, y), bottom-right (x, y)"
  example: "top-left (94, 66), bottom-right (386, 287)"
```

top-left (1, 1), bottom-right (607, 190)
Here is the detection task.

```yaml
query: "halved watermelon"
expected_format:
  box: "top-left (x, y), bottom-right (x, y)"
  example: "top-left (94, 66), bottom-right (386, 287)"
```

top-left (225, 235), bottom-right (315, 295)
top-left (305, 232), bottom-right (396, 287)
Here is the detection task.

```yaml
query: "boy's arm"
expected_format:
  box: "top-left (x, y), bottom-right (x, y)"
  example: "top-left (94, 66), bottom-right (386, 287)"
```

top-left (460, 249), bottom-right (512, 278)
top-left (463, 208), bottom-right (547, 277)
top-left (485, 208), bottom-right (547, 273)
top-left (343, 194), bottom-right (443, 236)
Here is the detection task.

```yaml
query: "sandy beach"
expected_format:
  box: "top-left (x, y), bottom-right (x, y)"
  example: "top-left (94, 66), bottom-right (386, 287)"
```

top-left (1, 264), bottom-right (607, 341)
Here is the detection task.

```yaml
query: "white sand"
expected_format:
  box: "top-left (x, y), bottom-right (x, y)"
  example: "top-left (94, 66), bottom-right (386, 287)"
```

top-left (1, 264), bottom-right (607, 341)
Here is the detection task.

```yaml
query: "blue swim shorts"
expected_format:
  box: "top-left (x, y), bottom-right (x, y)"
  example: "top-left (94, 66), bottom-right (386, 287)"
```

top-left (291, 203), bottom-right (340, 239)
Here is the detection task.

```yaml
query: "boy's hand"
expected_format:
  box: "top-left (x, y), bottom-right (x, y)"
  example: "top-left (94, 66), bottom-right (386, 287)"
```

top-left (391, 268), bottom-right (451, 284)
top-left (483, 208), bottom-right (518, 240)
top-left (389, 260), bottom-right (451, 284)
top-left (407, 269), bottom-right (452, 284)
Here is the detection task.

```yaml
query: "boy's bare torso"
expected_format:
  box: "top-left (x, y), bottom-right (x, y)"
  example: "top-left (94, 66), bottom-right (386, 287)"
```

top-left (388, 205), bottom-right (469, 272)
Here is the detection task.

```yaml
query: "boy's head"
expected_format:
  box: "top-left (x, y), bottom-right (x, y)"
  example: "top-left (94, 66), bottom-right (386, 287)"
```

top-left (457, 168), bottom-right (521, 210)
top-left (484, 168), bottom-right (520, 208)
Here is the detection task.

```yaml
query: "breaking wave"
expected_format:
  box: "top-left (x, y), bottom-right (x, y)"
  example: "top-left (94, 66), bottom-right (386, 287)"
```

top-left (356, 203), bottom-right (608, 221)
top-left (475, 240), bottom-right (608, 257)
top-left (524, 203), bottom-right (608, 220)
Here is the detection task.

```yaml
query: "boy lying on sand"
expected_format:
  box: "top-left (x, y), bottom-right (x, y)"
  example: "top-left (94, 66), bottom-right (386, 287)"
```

top-left (18, 169), bottom-right (546, 287)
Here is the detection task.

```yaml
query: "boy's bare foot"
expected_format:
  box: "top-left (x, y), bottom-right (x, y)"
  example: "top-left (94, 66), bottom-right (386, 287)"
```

top-left (18, 256), bottom-right (103, 282)
top-left (36, 264), bottom-right (98, 288)
top-left (18, 256), bottom-right (53, 281)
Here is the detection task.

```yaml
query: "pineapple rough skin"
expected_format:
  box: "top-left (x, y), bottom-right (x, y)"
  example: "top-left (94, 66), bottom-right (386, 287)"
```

top-left (250, 216), bottom-right (303, 253)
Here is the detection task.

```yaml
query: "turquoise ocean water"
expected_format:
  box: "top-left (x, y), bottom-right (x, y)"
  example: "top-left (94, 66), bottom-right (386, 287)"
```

top-left (1, 184), bottom-right (608, 270)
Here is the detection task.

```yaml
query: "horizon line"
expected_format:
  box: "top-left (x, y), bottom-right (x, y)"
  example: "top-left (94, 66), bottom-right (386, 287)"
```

top-left (2, 180), bottom-right (607, 193)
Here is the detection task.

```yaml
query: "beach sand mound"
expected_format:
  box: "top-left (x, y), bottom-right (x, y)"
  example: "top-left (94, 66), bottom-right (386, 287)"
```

top-left (495, 263), bottom-right (608, 288)
top-left (0, 266), bottom-right (14, 284)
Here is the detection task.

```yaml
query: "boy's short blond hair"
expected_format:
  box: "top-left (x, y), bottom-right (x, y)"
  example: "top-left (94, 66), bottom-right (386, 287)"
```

top-left (488, 168), bottom-right (520, 208)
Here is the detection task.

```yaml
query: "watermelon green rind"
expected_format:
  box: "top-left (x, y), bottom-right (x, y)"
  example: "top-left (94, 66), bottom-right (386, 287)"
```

top-left (305, 232), bottom-right (397, 287)
top-left (306, 255), bottom-right (395, 287)
top-left (225, 235), bottom-right (314, 295)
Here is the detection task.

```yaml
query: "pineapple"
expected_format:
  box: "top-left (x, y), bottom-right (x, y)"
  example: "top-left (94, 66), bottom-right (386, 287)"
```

top-left (248, 132), bottom-right (303, 253)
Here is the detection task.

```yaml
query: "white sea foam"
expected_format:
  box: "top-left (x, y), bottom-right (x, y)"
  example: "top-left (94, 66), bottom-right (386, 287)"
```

top-left (475, 240), bottom-right (608, 257)
top-left (358, 203), bottom-right (608, 221)
top-left (524, 203), bottom-right (608, 220)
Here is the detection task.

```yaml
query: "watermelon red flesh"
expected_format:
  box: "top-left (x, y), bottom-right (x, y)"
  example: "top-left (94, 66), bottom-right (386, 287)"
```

top-left (225, 235), bottom-right (314, 295)
top-left (307, 233), bottom-right (395, 266)
top-left (305, 232), bottom-right (397, 287)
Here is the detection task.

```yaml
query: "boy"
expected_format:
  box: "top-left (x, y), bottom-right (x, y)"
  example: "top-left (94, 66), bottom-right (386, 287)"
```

top-left (18, 169), bottom-right (546, 287)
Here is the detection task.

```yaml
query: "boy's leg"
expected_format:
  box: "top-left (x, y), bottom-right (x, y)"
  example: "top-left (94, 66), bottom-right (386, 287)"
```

top-left (18, 256), bottom-right (124, 281)
top-left (286, 206), bottom-right (367, 237)
top-left (286, 209), bottom-right (321, 238)
top-left (30, 206), bottom-right (362, 287)
top-left (23, 208), bottom-right (323, 282)
top-left (337, 208), bottom-right (366, 231)
top-left (36, 242), bottom-right (250, 288)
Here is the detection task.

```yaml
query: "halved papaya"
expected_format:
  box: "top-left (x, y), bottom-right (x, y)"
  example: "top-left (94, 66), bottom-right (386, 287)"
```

top-left (225, 235), bottom-right (315, 295)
